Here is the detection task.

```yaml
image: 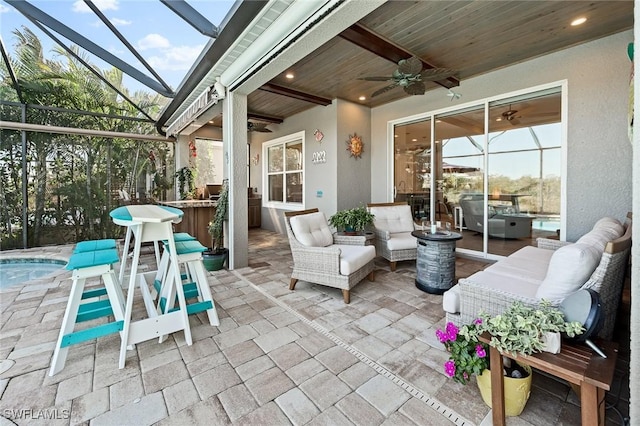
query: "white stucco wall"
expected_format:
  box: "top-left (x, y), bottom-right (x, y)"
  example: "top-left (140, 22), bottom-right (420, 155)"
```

top-left (336, 99), bottom-right (372, 210)
top-left (370, 30), bottom-right (633, 241)
top-left (251, 101), bottom-right (339, 233)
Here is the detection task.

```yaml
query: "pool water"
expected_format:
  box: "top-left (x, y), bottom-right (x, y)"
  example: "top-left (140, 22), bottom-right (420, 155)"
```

top-left (532, 219), bottom-right (561, 232)
top-left (0, 259), bottom-right (66, 289)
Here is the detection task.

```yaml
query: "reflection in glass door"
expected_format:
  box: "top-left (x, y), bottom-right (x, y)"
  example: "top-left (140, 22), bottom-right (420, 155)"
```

top-left (486, 90), bottom-right (561, 256)
top-left (436, 106), bottom-right (486, 253)
top-left (393, 119), bottom-right (432, 221)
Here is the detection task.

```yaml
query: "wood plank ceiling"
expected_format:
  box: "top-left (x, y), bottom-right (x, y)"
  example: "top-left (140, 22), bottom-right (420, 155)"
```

top-left (240, 0), bottom-right (632, 126)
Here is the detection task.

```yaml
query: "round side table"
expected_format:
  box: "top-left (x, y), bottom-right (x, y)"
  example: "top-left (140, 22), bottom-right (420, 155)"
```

top-left (411, 230), bottom-right (462, 294)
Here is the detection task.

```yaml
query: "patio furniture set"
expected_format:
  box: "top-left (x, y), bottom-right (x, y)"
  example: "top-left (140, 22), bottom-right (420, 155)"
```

top-left (49, 204), bottom-right (220, 376)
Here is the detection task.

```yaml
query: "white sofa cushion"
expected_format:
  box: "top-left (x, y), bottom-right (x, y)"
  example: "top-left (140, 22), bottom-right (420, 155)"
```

top-left (594, 216), bottom-right (624, 237)
top-left (290, 212), bottom-right (334, 247)
top-left (370, 204), bottom-right (415, 234)
top-left (487, 246), bottom-right (554, 282)
top-left (536, 242), bottom-right (601, 301)
top-left (386, 231), bottom-right (418, 250)
top-left (335, 245), bottom-right (376, 275)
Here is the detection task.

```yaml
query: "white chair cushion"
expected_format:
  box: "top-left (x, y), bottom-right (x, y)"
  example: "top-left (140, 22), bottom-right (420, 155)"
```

top-left (536, 243), bottom-right (601, 301)
top-left (370, 205), bottom-right (415, 234)
top-left (335, 245), bottom-right (376, 275)
top-left (442, 285), bottom-right (460, 314)
top-left (290, 212), bottom-right (334, 247)
top-left (386, 231), bottom-right (417, 251)
top-left (488, 246), bottom-right (554, 282)
top-left (577, 229), bottom-right (613, 254)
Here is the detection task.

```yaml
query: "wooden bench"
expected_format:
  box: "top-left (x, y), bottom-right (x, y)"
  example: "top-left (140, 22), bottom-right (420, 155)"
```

top-left (478, 333), bottom-right (618, 426)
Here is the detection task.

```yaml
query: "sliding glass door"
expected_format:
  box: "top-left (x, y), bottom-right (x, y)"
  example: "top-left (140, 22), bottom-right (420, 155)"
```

top-left (390, 85), bottom-right (563, 258)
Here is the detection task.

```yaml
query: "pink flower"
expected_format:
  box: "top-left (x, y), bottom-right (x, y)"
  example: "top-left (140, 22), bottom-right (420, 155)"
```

top-left (444, 360), bottom-right (456, 377)
top-left (436, 329), bottom-right (447, 343)
top-left (473, 318), bottom-right (483, 325)
top-left (463, 372), bottom-right (469, 380)
top-left (475, 344), bottom-right (486, 358)
top-left (445, 322), bottom-right (459, 341)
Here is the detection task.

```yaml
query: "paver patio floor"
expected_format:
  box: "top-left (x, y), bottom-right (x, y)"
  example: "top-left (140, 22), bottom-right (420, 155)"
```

top-left (0, 229), bottom-right (630, 425)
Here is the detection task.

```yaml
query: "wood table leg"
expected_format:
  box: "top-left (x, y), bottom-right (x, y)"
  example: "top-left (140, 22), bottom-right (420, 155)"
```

top-left (580, 382), bottom-right (603, 426)
top-left (489, 346), bottom-right (506, 426)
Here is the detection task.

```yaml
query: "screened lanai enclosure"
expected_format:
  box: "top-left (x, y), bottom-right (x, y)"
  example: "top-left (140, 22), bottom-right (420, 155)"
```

top-left (0, 102), bottom-right (175, 250)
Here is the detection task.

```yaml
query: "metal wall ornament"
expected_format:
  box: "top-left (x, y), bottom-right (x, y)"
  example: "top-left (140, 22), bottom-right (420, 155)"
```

top-left (314, 129), bottom-right (324, 143)
top-left (346, 133), bottom-right (364, 159)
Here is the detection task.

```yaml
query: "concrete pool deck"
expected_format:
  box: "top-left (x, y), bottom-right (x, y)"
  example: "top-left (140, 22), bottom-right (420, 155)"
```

top-left (0, 230), bottom-right (630, 425)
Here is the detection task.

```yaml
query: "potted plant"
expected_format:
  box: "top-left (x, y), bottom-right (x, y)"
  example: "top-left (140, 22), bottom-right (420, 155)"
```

top-left (203, 179), bottom-right (229, 271)
top-left (328, 206), bottom-right (375, 235)
top-left (175, 166), bottom-right (196, 200)
top-left (436, 301), bottom-right (584, 416)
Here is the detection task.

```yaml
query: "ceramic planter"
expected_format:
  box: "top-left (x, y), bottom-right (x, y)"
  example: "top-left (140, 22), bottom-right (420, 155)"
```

top-left (203, 248), bottom-right (228, 271)
top-left (476, 363), bottom-right (532, 416)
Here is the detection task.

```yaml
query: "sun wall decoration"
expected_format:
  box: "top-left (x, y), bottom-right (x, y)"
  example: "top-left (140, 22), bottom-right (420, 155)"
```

top-left (346, 133), bottom-right (364, 159)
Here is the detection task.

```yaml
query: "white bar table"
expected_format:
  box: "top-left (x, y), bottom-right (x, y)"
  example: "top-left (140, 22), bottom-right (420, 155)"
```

top-left (110, 204), bottom-right (192, 369)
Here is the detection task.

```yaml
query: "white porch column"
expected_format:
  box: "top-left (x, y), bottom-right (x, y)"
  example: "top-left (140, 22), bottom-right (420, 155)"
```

top-left (222, 91), bottom-right (249, 269)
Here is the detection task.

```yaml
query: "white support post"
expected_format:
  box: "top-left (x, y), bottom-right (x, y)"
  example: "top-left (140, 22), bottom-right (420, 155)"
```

top-left (222, 91), bottom-right (249, 269)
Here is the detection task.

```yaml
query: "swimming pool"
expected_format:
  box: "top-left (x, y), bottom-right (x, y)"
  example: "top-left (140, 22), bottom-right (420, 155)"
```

top-left (532, 218), bottom-right (561, 232)
top-left (0, 258), bottom-right (66, 289)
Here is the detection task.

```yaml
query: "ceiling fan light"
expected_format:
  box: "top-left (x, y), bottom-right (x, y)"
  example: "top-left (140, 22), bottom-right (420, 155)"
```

top-left (496, 117), bottom-right (503, 122)
top-left (571, 17), bottom-right (587, 26)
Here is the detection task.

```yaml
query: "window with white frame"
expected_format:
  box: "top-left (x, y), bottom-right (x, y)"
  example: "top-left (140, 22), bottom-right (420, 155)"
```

top-left (263, 131), bottom-right (305, 209)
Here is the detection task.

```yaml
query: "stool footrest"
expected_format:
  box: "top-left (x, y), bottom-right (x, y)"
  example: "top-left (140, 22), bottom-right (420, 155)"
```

top-left (168, 300), bottom-right (213, 315)
top-left (82, 287), bottom-right (108, 300)
top-left (77, 299), bottom-right (114, 322)
top-left (61, 320), bottom-right (124, 348)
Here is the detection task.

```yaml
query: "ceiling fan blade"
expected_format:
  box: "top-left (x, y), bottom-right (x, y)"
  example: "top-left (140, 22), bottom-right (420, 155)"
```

top-left (358, 76), bottom-right (394, 81)
top-left (508, 117), bottom-right (521, 125)
top-left (371, 83), bottom-right (399, 97)
top-left (398, 56), bottom-right (422, 75)
top-left (420, 68), bottom-right (457, 81)
top-left (404, 81), bottom-right (426, 95)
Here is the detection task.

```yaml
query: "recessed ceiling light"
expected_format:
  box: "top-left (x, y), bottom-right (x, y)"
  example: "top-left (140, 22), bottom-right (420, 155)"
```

top-left (394, 134), bottom-right (398, 138)
top-left (285, 73), bottom-right (294, 79)
top-left (496, 117), bottom-right (503, 122)
top-left (435, 119), bottom-right (442, 123)
top-left (359, 96), bottom-right (366, 101)
top-left (571, 17), bottom-right (587, 26)
top-left (411, 138), bottom-right (418, 142)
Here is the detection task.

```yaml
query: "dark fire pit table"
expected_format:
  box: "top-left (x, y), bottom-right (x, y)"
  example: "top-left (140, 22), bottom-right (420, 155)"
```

top-left (411, 230), bottom-right (462, 294)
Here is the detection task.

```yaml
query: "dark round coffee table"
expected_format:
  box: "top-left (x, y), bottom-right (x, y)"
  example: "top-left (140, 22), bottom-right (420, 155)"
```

top-left (411, 230), bottom-right (462, 294)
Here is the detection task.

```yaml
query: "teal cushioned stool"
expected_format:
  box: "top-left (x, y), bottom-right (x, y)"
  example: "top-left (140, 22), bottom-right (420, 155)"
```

top-left (74, 239), bottom-right (117, 253)
top-left (50, 248), bottom-right (125, 376)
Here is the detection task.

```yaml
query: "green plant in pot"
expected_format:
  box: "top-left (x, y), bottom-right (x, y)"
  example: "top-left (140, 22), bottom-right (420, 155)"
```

top-left (204, 179), bottom-right (229, 271)
top-left (176, 166), bottom-right (196, 200)
top-left (436, 301), bottom-right (584, 416)
top-left (328, 206), bottom-right (375, 235)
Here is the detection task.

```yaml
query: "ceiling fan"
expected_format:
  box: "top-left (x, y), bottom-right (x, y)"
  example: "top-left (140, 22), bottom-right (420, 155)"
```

top-left (247, 122), bottom-right (272, 133)
top-left (359, 56), bottom-right (457, 97)
top-left (501, 105), bottom-right (521, 125)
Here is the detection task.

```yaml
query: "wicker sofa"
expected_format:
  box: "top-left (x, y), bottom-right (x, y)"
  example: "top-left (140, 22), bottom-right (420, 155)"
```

top-left (443, 213), bottom-right (631, 340)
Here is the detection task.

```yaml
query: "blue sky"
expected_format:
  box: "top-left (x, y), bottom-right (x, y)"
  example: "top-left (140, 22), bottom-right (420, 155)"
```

top-left (0, 0), bottom-right (234, 94)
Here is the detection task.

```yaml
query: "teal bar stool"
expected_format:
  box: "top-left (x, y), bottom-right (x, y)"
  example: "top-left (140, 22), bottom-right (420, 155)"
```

top-left (50, 248), bottom-right (125, 376)
top-left (156, 239), bottom-right (219, 339)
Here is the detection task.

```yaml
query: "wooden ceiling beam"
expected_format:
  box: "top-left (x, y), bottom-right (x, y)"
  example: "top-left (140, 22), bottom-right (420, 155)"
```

top-left (338, 23), bottom-right (459, 89)
top-left (248, 112), bottom-right (284, 124)
top-left (259, 83), bottom-right (333, 106)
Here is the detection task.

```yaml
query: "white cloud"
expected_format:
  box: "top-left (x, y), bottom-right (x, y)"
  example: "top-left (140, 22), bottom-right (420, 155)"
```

top-left (73, 0), bottom-right (119, 13)
top-left (138, 34), bottom-right (171, 50)
top-left (147, 45), bottom-right (205, 71)
top-left (111, 18), bottom-right (132, 26)
top-left (0, 4), bottom-right (11, 13)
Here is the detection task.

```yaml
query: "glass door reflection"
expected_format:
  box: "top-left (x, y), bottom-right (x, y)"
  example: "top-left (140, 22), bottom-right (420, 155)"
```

top-left (393, 119), bottom-right (432, 221)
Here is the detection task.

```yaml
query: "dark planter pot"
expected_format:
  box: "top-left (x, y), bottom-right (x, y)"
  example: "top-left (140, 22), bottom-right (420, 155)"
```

top-left (343, 226), bottom-right (358, 236)
top-left (203, 248), bottom-right (228, 271)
